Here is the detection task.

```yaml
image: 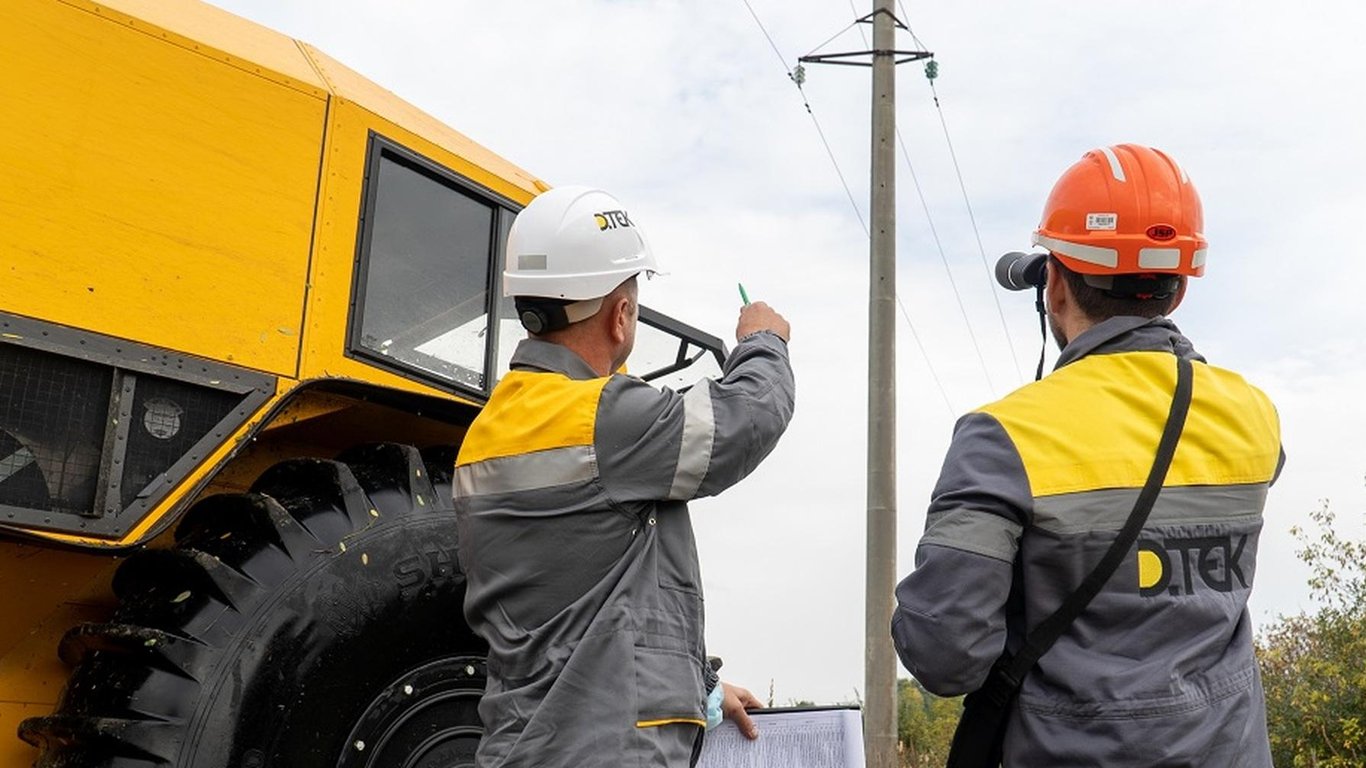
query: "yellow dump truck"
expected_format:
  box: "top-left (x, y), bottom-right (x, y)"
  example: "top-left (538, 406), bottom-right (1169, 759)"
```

top-left (0, 2), bottom-right (725, 765)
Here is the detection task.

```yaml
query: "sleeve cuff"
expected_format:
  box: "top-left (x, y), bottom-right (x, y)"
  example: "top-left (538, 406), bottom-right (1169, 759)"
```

top-left (738, 329), bottom-right (787, 346)
top-left (705, 683), bottom-right (725, 730)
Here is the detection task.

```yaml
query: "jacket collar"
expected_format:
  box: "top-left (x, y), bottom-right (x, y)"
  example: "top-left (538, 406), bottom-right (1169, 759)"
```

top-left (508, 338), bottom-right (602, 381)
top-left (1054, 315), bottom-right (1205, 370)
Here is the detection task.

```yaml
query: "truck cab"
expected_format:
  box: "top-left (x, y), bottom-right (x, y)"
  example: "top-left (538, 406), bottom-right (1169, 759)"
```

top-left (0, 1), bottom-right (724, 764)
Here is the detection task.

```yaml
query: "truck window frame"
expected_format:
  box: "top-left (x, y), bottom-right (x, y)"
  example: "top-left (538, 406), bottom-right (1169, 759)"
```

top-left (348, 133), bottom-right (520, 399)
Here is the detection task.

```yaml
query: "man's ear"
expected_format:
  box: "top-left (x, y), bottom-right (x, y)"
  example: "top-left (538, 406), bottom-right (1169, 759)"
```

top-left (1168, 276), bottom-right (1188, 314)
top-left (1045, 265), bottom-right (1068, 315)
top-left (609, 295), bottom-right (632, 344)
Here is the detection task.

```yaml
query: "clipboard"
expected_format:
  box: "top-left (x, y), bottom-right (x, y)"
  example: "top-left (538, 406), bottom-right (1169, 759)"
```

top-left (696, 705), bottom-right (864, 768)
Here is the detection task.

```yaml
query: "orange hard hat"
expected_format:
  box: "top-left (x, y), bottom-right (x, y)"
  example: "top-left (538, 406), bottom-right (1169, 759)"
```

top-left (1032, 144), bottom-right (1206, 278)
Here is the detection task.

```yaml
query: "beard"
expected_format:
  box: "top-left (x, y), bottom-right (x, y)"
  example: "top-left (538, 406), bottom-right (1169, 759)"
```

top-left (1048, 310), bottom-right (1068, 351)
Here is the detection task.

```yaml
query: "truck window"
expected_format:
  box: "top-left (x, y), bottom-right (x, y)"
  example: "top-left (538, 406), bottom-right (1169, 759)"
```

top-left (352, 142), bottom-right (729, 394)
top-left (353, 140), bottom-right (509, 392)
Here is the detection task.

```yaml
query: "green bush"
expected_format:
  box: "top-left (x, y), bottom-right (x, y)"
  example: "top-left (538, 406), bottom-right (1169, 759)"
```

top-left (897, 678), bottom-right (961, 766)
top-left (1257, 501), bottom-right (1366, 768)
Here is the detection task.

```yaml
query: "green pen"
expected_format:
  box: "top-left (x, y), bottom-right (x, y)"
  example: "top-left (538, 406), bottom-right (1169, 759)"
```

top-left (738, 282), bottom-right (751, 306)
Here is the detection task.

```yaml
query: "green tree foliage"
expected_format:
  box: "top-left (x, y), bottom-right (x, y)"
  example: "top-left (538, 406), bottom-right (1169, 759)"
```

top-left (897, 678), bottom-right (961, 767)
top-left (1257, 501), bottom-right (1366, 767)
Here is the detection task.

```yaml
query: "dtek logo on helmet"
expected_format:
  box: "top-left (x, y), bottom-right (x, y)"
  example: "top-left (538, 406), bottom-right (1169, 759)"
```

top-left (593, 210), bottom-right (633, 231)
top-left (1137, 535), bottom-right (1250, 597)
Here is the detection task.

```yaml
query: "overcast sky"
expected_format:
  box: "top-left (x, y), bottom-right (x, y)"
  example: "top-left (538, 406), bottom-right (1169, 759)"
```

top-left (211, 0), bottom-right (1366, 705)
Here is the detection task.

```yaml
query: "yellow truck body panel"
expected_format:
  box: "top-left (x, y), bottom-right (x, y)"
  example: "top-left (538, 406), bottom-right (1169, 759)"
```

top-left (0, 1), bottom-right (549, 762)
top-left (1, 0), bottom-right (326, 378)
top-left (0, 0), bottom-right (546, 552)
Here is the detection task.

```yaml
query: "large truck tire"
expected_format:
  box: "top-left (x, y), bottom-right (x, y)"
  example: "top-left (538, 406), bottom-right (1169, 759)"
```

top-left (19, 443), bottom-right (487, 768)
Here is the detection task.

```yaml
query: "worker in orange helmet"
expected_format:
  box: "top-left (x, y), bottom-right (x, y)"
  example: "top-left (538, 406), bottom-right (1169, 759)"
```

top-left (892, 144), bottom-right (1284, 767)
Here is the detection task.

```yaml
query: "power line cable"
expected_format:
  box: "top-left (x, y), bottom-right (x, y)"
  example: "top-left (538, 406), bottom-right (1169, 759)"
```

top-left (926, 81), bottom-right (1025, 384)
top-left (896, 0), bottom-right (1027, 384)
top-left (739, 0), bottom-right (956, 415)
top-left (894, 298), bottom-right (953, 416)
top-left (807, 116), bottom-right (870, 236)
top-left (896, 129), bottom-right (998, 396)
top-left (741, 0), bottom-right (867, 234)
top-left (805, 18), bottom-right (861, 58)
top-left (741, 0), bottom-right (791, 68)
top-left (897, 0), bottom-right (928, 50)
top-left (845, 0), bottom-right (998, 397)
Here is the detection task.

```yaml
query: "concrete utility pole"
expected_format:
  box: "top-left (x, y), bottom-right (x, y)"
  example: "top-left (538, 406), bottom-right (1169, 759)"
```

top-left (864, 1), bottom-right (898, 766)
top-left (799, 9), bottom-right (929, 767)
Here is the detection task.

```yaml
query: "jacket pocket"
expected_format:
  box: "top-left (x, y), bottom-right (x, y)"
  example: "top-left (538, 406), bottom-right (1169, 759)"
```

top-left (633, 645), bottom-right (705, 727)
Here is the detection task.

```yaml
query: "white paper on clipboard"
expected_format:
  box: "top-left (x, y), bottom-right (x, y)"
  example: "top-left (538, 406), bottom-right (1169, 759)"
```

top-left (695, 706), bottom-right (865, 768)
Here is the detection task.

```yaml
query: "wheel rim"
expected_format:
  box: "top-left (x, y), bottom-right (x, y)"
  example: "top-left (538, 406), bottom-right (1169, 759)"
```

top-left (338, 655), bottom-right (486, 768)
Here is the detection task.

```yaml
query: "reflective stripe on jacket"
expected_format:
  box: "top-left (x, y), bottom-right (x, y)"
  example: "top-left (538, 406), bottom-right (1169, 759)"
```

top-left (455, 332), bottom-right (794, 768)
top-left (892, 316), bottom-right (1282, 767)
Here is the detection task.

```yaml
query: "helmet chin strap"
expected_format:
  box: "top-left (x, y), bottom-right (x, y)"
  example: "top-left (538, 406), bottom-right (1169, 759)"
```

top-left (1035, 282), bottom-right (1048, 381)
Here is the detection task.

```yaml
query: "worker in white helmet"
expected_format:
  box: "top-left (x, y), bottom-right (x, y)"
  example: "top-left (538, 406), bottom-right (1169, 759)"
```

top-left (454, 186), bottom-right (795, 767)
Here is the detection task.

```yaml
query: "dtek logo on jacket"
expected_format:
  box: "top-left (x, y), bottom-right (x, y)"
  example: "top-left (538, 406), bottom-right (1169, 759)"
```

top-left (1137, 535), bottom-right (1250, 597)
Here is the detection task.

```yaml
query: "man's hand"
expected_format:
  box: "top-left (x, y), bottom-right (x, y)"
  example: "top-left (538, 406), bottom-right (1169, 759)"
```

top-left (736, 302), bottom-right (791, 343)
top-left (721, 681), bottom-right (762, 739)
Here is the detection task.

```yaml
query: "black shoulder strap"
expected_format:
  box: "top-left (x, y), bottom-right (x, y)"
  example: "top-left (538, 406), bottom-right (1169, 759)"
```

top-left (1002, 354), bottom-right (1194, 686)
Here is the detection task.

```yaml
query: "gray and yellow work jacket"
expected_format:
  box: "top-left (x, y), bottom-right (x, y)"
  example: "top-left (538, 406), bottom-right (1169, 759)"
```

top-left (893, 316), bottom-right (1282, 767)
top-left (454, 332), bottom-right (794, 768)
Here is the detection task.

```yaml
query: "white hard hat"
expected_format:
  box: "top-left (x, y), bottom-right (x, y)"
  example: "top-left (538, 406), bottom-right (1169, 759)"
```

top-left (503, 186), bottom-right (660, 301)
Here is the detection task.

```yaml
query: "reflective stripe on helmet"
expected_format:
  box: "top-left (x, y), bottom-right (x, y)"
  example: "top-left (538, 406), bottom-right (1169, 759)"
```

top-left (1032, 233), bottom-right (1119, 269)
top-left (1098, 146), bottom-right (1127, 182)
top-left (1138, 248), bottom-right (1182, 270)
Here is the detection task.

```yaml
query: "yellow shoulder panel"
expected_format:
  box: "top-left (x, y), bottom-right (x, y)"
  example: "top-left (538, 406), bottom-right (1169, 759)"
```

top-left (457, 371), bottom-right (610, 465)
top-left (981, 352), bottom-right (1281, 497)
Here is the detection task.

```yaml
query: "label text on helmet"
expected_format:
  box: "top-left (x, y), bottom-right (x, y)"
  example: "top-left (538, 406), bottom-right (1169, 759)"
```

top-left (1146, 224), bottom-right (1177, 241)
top-left (1085, 212), bottom-right (1118, 231)
top-left (594, 210), bottom-right (634, 231)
